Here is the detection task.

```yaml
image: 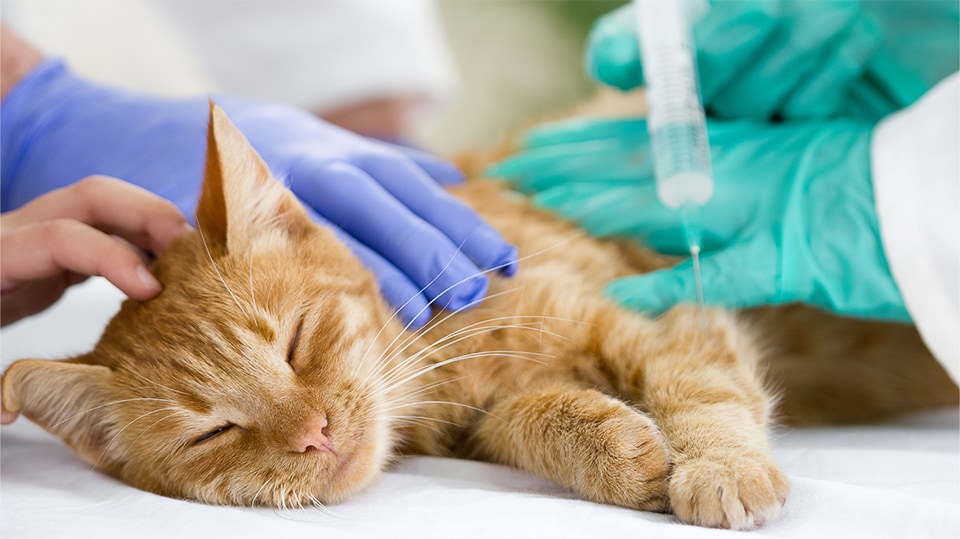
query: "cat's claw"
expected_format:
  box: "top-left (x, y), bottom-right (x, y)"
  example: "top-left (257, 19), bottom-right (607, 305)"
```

top-left (668, 454), bottom-right (789, 530)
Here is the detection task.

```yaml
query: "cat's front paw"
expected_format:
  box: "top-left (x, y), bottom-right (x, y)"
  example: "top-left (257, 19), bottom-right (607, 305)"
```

top-left (583, 410), bottom-right (673, 512)
top-left (669, 454), bottom-right (789, 530)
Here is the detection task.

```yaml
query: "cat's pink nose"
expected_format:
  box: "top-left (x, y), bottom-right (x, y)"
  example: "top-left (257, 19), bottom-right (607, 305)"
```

top-left (289, 416), bottom-right (335, 454)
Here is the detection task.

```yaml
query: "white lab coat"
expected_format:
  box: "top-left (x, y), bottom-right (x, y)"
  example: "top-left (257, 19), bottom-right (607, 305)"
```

top-left (2, 0), bottom-right (457, 115)
top-left (158, 0), bottom-right (458, 114)
top-left (872, 72), bottom-right (960, 384)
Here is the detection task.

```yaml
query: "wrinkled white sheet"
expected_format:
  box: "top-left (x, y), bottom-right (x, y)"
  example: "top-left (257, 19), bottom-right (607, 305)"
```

top-left (2, 278), bottom-right (958, 538)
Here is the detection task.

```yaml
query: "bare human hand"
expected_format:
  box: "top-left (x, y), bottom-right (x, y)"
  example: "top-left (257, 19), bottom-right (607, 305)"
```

top-left (1, 176), bottom-right (190, 424)
top-left (1, 175), bottom-right (191, 327)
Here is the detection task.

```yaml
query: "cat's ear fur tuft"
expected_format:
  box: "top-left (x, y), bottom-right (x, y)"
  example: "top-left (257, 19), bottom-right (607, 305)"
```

top-left (2, 358), bottom-right (115, 466)
top-left (195, 101), bottom-right (310, 253)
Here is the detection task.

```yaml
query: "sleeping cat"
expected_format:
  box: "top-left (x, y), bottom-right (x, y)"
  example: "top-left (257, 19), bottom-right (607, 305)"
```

top-left (2, 104), bottom-right (956, 530)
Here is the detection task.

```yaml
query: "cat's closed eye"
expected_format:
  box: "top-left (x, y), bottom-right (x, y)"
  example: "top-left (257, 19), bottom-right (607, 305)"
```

top-left (287, 316), bottom-right (305, 373)
top-left (193, 424), bottom-right (235, 446)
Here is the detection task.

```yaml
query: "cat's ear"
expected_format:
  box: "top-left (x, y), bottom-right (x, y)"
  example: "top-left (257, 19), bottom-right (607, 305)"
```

top-left (2, 358), bottom-right (115, 466)
top-left (195, 102), bottom-right (310, 253)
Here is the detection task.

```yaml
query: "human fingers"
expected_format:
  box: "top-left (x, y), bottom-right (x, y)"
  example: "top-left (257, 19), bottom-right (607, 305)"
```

top-left (521, 117), bottom-right (650, 149)
top-left (10, 176), bottom-right (191, 256)
top-left (303, 207), bottom-right (432, 330)
top-left (0, 218), bottom-right (162, 302)
top-left (532, 181), bottom-right (686, 249)
top-left (289, 159), bottom-right (490, 313)
top-left (337, 234), bottom-right (434, 330)
top-left (708, 3), bottom-right (860, 119)
top-left (487, 138), bottom-right (654, 193)
top-left (380, 143), bottom-right (467, 186)
top-left (604, 240), bottom-right (778, 315)
top-left (0, 273), bottom-right (83, 326)
top-left (585, 2), bottom-right (780, 100)
top-left (694, 0), bottom-right (780, 105)
top-left (585, 5), bottom-right (644, 91)
top-left (778, 14), bottom-right (883, 119)
top-left (358, 153), bottom-right (519, 276)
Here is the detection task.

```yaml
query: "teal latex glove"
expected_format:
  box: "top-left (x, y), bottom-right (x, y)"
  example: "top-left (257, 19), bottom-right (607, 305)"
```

top-left (487, 117), bottom-right (910, 322)
top-left (588, 0), bottom-right (959, 121)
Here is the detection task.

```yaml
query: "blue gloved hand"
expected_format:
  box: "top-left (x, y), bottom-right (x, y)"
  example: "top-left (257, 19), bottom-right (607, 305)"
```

top-left (488, 116), bottom-right (909, 322)
top-left (1, 59), bottom-right (518, 329)
top-left (587, 0), bottom-right (959, 121)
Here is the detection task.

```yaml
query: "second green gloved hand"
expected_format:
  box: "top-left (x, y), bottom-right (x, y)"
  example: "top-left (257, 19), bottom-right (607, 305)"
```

top-left (588, 0), bottom-right (958, 121)
top-left (487, 117), bottom-right (910, 322)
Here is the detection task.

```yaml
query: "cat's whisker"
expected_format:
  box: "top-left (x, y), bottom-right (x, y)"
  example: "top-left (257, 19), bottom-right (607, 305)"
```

top-left (248, 249), bottom-right (259, 316)
top-left (250, 478), bottom-right (273, 506)
top-left (306, 494), bottom-right (340, 518)
top-left (360, 232), bottom-right (586, 385)
top-left (126, 369), bottom-right (191, 398)
top-left (371, 300), bottom-right (565, 384)
top-left (372, 289), bottom-right (527, 374)
top-left (198, 223), bottom-right (251, 322)
top-left (391, 231), bottom-right (586, 338)
top-left (377, 333), bottom-right (549, 392)
top-left (51, 397), bottom-right (179, 430)
top-left (374, 375), bottom-right (468, 410)
top-left (94, 407), bottom-right (186, 470)
top-left (379, 400), bottom-right (501, 423)
top-left (384, 414), bottom-right (465, 430)
top-left (381, 350), bottom-right (552, 395)
top-left (355, 237), bottom-right (476, 380)
top-left (105, 409), bottom-right (188, 470)
top-left (377, 320), bottom-right (559, 387)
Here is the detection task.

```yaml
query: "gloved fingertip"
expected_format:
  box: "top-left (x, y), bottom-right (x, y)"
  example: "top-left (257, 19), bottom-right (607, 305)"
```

top-left (585, 6), bottom-right (644, 90)
top-left (492, 244), bottom-right (519, 277)
top-left (385, 285), bottom-right (433, 331)
top-left (398, 303), bottom-right (433, 331)
top-left (603, 277), bottom-right (669, 316)
top-left (483, 160), bottom-right (521, 181)
top-left (461, 225), bottom-right (519, 276)
top-left (585, 32), bottom-right (644, 91)
top-left (426, 160), bottom-right (467, 186)
top-left (436, 274), bottom-right (490, 313)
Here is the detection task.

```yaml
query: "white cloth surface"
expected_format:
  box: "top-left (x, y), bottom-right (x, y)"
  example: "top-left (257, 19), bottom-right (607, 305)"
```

top-left (872, 72), bottom-right (960, 385)
top-left (2, 278), bottom-right (958, 539)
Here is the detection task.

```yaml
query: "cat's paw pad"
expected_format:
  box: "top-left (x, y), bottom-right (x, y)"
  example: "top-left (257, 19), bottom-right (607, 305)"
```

top-left (586, 412), bottom-right (672, 512)
top-left (669, 455), bottom-right (789, 530)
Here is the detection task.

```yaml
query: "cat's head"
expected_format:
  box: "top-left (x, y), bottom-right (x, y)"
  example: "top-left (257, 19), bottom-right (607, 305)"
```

top-left (1, 104), bottom-right (410, 506)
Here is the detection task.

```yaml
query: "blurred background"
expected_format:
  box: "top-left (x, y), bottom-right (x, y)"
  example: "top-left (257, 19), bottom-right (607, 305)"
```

top-left (1, 0), bottom-right (627, 155)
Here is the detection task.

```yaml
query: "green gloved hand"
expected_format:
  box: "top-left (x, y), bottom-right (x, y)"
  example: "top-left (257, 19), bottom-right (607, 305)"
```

top-left (487, 117), bottom-right (910, 322)
top-left (588, 0), bottom-right (958, 121)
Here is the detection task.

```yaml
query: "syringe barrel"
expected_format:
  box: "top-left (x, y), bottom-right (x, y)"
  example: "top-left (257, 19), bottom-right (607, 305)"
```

top-left (635, 0), bottom-right (714, 209)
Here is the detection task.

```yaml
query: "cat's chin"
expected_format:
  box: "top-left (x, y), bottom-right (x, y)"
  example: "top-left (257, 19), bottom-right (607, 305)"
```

top-left (318, 428), bottom-right (392, 504)
top-left (263, 426), bottom-right (391, 508)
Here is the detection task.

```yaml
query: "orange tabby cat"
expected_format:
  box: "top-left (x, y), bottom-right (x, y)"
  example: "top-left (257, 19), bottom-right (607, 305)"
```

top-left (3, 104), bottom-right (956, 530)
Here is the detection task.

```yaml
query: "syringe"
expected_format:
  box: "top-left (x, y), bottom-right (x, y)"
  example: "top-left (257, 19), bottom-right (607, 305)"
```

top-left (634, 0), bottom-right (714, 326)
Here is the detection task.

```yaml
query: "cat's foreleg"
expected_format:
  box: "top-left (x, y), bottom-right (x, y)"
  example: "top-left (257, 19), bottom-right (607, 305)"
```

top-left (467, 384), bottom-right (672, 512)
top-left (608, 306), bottom-right (790, 530)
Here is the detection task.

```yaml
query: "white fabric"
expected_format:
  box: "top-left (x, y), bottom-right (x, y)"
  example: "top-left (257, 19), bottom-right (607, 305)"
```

top-left (157, 0), bottom-right (458, 113)
top-left (0, 0), bottom-right (216, 96)
top-left (1, 0), bottom-right (457, 114)
top-left (2, 278), bottom-right (958, 538)
top-left (872, 72), bottom-right (960, 384)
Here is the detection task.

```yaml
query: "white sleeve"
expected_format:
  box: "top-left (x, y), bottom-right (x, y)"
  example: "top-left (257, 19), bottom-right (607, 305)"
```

top-left (871, 72), bottom-right (960, 383)
top-left (158, 0), bottom-right (458, 114)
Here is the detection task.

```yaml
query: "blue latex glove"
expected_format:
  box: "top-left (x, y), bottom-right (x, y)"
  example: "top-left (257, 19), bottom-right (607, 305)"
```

top-left (1, 59), bottom-right (518, 329)
top-left (587, 0), bottom-right (959, 121)
top-left (488, 117), bottom-right (910, 322)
